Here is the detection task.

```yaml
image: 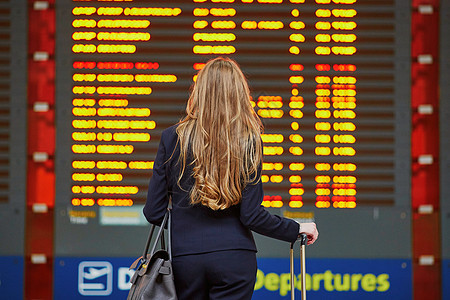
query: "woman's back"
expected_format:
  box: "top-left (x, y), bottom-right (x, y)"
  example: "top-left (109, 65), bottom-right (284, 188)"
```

top-left (144, 125), bottom-right (300, 257)
top-left (175, 57), bottom-right (263, 211)
top-left (143, 57), bottom-right (317, 300)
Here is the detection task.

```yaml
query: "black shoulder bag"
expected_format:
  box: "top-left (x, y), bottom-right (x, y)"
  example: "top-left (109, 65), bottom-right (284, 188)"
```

top-left (127, 209), bottom-right (177, 300)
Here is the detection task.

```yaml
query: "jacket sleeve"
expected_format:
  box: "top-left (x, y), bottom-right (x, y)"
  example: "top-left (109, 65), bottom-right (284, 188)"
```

top-left (239, 163), bottom-right (300, 243)
top-left (143, 131), bottom-right (169, 225)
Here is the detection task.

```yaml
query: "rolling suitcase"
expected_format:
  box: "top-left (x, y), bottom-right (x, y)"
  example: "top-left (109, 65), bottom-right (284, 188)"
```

top-left (290, 233), bottom-right (308, 300)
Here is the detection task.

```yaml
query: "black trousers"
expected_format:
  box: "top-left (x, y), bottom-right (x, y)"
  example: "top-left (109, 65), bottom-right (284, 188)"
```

top-left (172, 250), bottom-right (257, 300)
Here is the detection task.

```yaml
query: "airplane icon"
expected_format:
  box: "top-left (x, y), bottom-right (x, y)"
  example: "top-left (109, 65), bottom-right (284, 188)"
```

top-left (78, 261), bottom-right (113, 296)
top-left (83, 267), bottom-right (110, 280)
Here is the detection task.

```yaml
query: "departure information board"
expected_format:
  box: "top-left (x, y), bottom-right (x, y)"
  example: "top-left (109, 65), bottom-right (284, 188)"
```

top-left (57, 0), bottom-right (405, 213)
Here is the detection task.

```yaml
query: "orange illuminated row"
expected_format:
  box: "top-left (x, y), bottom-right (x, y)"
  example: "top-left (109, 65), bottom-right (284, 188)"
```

top-left (290, 34), bottom-right (305, 43)
top-left (315, 110), bottom-right (356, 119)
top-left (72, 144), bottom-right (134, 154)
top-left (315, 200), bottom-right (356, 209)
top-left (314, 134), bottom-right (356, 144)
top-left (315, 76), bottom-right (357, 84)
top-left (262, 162), bottom-right (283, 171)
top-left (193, 8), bottom-right (236, 17)
top-left (333, 201), bottom-right (357, 209)
top-left (73, 44), bottom-right (136, 54)
top-left (315, 46), bottom-right (357, 56)
top-left (261, 195), bottom-right (283, 208)
top-left (315, 9), bottom-right (357, 18)
top-left (72, 198), bottom-right (134, 207)
top-left (193, 20), bottom-right (236, 29)
top-left (315, 175), bottom-right (356, 183)
top-left (262, 200), bottom-right (283, 208)
top-left (72, 7), bottom-right (182, 17)
top-left (289, 101), bottom-right (304, 109)
top-left (241, 21), bottom-right (284, 30)
top-left (289, 147), bottom-right (303, 156)
top-left (258, 0), bottom-right (283, 3)
top-left (289, 187), bottom-right (304, 195)
top-left (289, 109), bottom-right (303, 118)
top-left (72, 185), bottom-right (139, 194)
top-left (315, 163), bottom-right (356, 171)
top-left (316, 0), bottom-right (356, 4)
top-left (258, 109), bottom-right (283, 118)
top-left (316, 21), bottom-right (357, 30)
top-left (289, 134), bottom-right (303, 143)
top-left (71, 98), bottom-right (158, 109)
top-left (287, 200), bottom-right (303, 208)
top-left (72, 132), bottom-right (151, 142)
top-left (72, 160), bottom-right (154, 170)
top-left (72, 107), bottom-right (150, 117)
top-left (258, 100), bottom-right (282, 109)
top-left (289, 76), bottom-right (304, 84)
top-left (315, 147), bottom-right (356, 156)
top-left (263, 146), bottom-right (283, 156)
top-left (261, 134), bottom-right (284, 143)
top-left (261, 175), bottom-right (283, 183)
top-left (73, 19), bottom-right (150, 29)
top-left (73, 120), bottom-right (156, 130)
top-left (194, 0), bottom-right (287, 2)
top-left (73, 32), bottom-right (150, 41)
top-left (73, 173), bottom-right (123, 182)
top-left (316, 90), bottom-right (356, 97)
top-left (315, 188), bottom-right (357, 196)
top-left (289, 64), bottom-right (304, 71)
top-left (73, 73), bottom-right (177, 83)
top-left (258, 95), bottom-right (282, 101)
top-left (193, 20), bottom-right (305, 30)
top-left (73, 61), bottom-right (159, 70)
top-left (193, 45), bottom-right (235, 54)
top-left (315, 122), bottom-right (356, 131)
top-left (315, 91), bottom-right (356, 99)
top-left (315, 64), bottom-right (357, 72)
top-left (193, 33), bottom-right (236, 42)
top-left (290, 163), bottom-right (305, 171)
top-left (73, 98), bottom-right (96, 107)
top-left (193, 63), bottom-right (205, 70)
top-left (290, 21), bottom-right (305, 30)
top-left (315, 34), bottom-right (357, 43)
top-left (290, 46), bottom-right (302, 55)
top-left (290, 176), bottom-right (302, 183)
top-left (315, 97), bottom-right (356, 104)
top-left (96, 107), bottom-right (150, 116)
top-left (73, 86), bottom-right (152, 95)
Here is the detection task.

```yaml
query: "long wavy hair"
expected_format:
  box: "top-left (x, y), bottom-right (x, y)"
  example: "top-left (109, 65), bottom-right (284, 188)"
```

top-left (176, 57), bottom-right (263, 210)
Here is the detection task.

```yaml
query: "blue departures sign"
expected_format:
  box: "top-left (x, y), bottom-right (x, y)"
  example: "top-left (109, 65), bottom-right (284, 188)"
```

top-left (253, 258), bottom-right (411, 299)
top-left (53, 257), bottom-right (411, 300)
top-left (443, 259), bottom-right (450, 300)
top-left (0, 256), bottom-right (24, 299)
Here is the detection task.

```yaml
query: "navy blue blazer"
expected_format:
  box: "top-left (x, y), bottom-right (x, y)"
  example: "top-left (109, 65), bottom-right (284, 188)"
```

top-left (143, 125), bottom-right (299, 257)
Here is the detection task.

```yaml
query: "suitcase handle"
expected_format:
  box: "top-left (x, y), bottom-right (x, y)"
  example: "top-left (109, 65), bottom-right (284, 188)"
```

top-left (290, 233), bottom-right (308, 300)
top-left (298, 233), bottom-right (308, 246)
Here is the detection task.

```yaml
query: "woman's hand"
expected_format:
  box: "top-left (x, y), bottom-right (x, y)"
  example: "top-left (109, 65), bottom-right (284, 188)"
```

top-left (300, 222), bottom-right (318, 245)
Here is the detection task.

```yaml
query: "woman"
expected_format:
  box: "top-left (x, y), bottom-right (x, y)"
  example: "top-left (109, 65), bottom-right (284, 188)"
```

top-left (144, 57), bottom-right (318, 300)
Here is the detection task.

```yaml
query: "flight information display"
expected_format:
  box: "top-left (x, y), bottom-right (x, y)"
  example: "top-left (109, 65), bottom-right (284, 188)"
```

top-left (61, 0), bottom-right (400, 211)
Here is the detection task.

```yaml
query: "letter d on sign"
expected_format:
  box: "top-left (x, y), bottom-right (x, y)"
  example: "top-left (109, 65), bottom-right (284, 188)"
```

top-left (118, 267), bottom-right (135, 290)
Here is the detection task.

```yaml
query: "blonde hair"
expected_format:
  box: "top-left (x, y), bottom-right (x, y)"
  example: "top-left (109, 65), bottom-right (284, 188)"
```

top-left (176, 57), bottom-right (263, 210)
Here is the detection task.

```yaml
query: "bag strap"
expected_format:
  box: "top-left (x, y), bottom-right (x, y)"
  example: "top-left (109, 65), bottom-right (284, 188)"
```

top-left (130, 206), bottom-right (172, 270)
top-left (168, 207), bottom-right (172, 260)
top-left (141, 209), bottom-right (171, 258)
top-left (129, 223), bottom-right (157, 270)
top-left (149, 208), bottom-right (171, 259)
top-left (141, 224), bottom-right (157, 261)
